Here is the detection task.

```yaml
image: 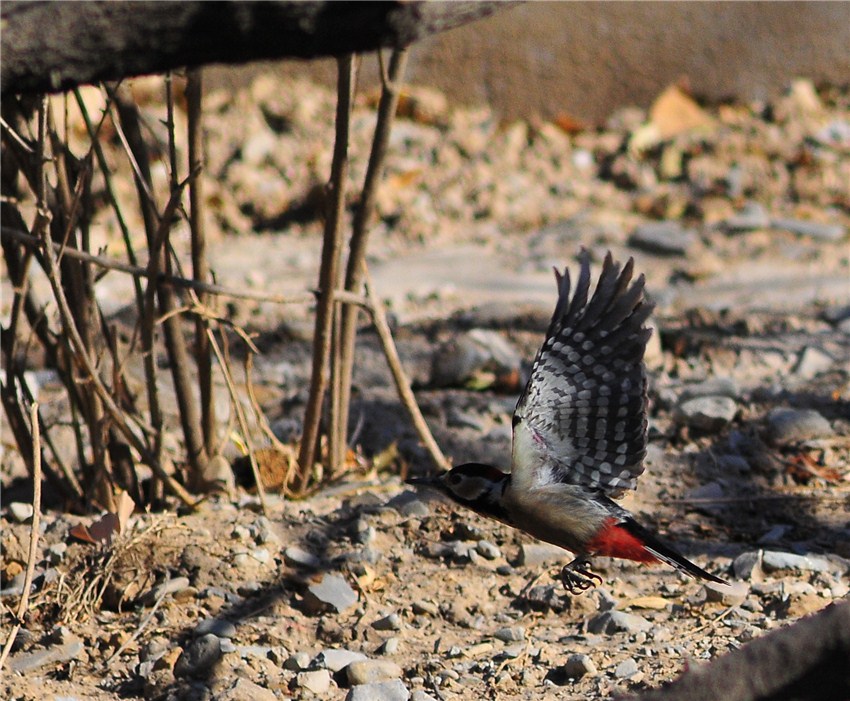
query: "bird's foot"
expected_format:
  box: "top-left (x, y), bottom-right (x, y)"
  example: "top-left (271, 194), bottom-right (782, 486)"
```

top-left (559, 558), bottom-right (602, 595)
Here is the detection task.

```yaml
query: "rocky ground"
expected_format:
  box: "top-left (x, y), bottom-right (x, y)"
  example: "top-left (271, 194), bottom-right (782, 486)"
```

top-left (2, 71), bottom-right (850, 701)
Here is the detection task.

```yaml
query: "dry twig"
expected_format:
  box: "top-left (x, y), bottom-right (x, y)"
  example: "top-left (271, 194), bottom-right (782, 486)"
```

top-left (298, 55), bottom-right (356, 490)
top-left (362, 265), bottom-right (450, 473)
top-left (207, 326), bottom-right (269, 514)
top-left (0, 402), bottom-right (43, 672)
top-left (334, 47), bottom-right (410, 468)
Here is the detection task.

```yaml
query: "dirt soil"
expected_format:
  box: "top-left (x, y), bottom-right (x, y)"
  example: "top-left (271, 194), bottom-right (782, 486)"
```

top-left (2, 72), bottom-right (850, 701)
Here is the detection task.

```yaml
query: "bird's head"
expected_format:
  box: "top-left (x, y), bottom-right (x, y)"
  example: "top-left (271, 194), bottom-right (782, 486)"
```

top-left (407, 463), bottom-right (512, 523)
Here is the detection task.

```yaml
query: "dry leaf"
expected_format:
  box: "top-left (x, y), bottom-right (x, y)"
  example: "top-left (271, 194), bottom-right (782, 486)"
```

top-left (69, 490), bottom-right (136, 545)
top-left (70, 513), bottom-right (119, 545)
top-left (115, 490), bottom-right (135, 533)
top-left (786, 452), bottom-right (842, 484)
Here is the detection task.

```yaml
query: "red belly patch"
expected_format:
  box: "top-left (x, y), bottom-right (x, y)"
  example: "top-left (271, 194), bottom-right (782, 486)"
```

top-left (587, 518), bottom-right (659, 563)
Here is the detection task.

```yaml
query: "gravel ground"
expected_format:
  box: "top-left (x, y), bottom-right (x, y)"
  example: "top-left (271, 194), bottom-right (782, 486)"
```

top-left (2, 73), bottom-right (849, 700)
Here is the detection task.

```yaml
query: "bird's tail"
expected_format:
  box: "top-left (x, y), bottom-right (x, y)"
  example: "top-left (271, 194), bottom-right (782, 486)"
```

top-left (620, 517), bottom-right (727, 584)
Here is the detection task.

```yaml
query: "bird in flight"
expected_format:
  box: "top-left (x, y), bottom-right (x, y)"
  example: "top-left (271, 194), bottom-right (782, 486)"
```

top-left (409, 251), bottom-right (726, 593)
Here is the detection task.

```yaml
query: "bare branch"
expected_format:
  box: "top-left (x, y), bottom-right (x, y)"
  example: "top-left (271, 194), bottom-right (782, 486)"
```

top-left (335, 47), bottom-right (410, 467)
top-left (0, 402), bottom-right (43, 672)
top-left (297, 55), bottom-right (356, 491)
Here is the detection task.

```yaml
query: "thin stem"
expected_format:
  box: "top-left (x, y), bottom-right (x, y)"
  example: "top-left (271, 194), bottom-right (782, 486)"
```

top-left (35, 201), bottom-right (194, 503)
top-left (207, 326), bottom-right (268, 514)
top-left (362, 265), bottom-right (449, 473)
top-left (0, 402), bottom-right (43, 672)
top-left (2, 225), bottom-right (315, 305)
top-left (186, 68), bottom-right (217, 459)
top-left (113, 84), bottom-right (209, 478)
top-left (335, 47), bottom-right (409, 468)
top-left (297, 55), bottom-right (356, 491)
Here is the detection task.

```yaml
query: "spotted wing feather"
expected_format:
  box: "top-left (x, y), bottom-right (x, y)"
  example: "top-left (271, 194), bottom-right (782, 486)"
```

top-left (513, 251), bottom-right (654, 496)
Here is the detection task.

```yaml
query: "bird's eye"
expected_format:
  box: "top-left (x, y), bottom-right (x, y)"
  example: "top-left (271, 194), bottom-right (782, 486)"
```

top-left (447, 473), bottom-right (462, 486)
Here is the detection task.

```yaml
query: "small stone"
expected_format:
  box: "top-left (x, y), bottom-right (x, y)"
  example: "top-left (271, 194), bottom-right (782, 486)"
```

top-left (347, 659), bottom-right (404, 685)
top-left (758, 524), bottom-right (791, 544)
top-left (650, 626), bottom-right (673, 642)
top-left (138, 576), bottom-right (191, 606)
top-left (430, 329), bottom-right (521, 390)
top-left (523, 584), bottom-right (566, 612)
top-left (297, 669), bottom-right (332, 694)
top-left (313, 648), bottom-right (367, 672)
top-left (382, 638), bottom-right (400, 656)
top-left (723, 202), bottom-right (770, 232)
top-left (303, 574), bottom-right (358, 614)
top-left (232, 525), bottom-right (252, 541)
top-left (770, 218), bottom-right (845, 242)
top-left (45, 542), bottom-right (68, 564)
top-left (476, 540), bottom-right (501, 560)
top-left (704, 581), bottom-right (749, 606)
top-left (733, 551), bottom-right (764, 580)
top-left (252, 516), bottom-right (280, 545)
top-left (411, 600), bottom-right (439, 617)
top-left (587, 611), bottom-right (651, 635)
top-left (283, 545), bottom-right (322, 569)
top-left (761, 551), bottom-right (831, 573)
top-left (8, 502), bottom-right (34, 523)
top-left (233, 547), bottom-right (270, 568)
top-left (561, 653), bottom-right (597, 679)
top-left (822, 304), bottom-right (850, 326)
top-left (346, 679), bottom-right (410, 701)
top-left (614, 657), bottom-right (641, 680)
top-left (235, 644), bottom-right (273, 660)
top-left (215, 677), bottom-right (278, 701)
top-left (194, 618), bottom-right (237, 639)
top-left (674, 396), bottom-right (737, 431)
top-left (499, 643), bottom-right (525, 659)
top-left (174, 634), bottom-right (222, 679)
top-left (140, 638), bottom-right (170, 663)
top-left (410, 691), bottom-right (438, 701)
top-left (596, 588), bottom-right (618, 612)
top-left (794, 346), bottom-right (835, 379)
top-left (787, 593), bottom-right (827, 617)
top-left (8, 639), bottom-right (84, 674)
top-left (519, 543), bottom-right (565, 567)
top-left (372, 612), bottom-right (402, 631)
top-left (628, 221), bottom-right (698, 256)
top-left (785, 581), bottom-right (818, 596)
top-left (679, 377), bottom-right (740, 401)
top-left (493, 626), bottom-right (525, 643)
top-left (386, 491), bottom-right (431, 518)
top-left (284, 651), bottom-right (312, 671)
top-left (684, 481), bottom-right (725, 514)
top-left (767, 408), bottom-right (834, 446)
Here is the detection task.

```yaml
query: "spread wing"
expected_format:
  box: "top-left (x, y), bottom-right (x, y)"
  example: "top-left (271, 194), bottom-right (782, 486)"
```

top-left (512, 251), bottom-right (654, 497)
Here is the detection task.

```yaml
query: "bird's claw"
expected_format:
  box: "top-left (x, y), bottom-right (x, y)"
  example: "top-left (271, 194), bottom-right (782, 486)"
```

top-left (559, 558), bottom-right (603, 595)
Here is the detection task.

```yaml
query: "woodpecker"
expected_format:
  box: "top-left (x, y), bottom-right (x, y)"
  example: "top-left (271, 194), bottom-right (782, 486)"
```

top-left (409, 251), bottom-right (726, 593)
